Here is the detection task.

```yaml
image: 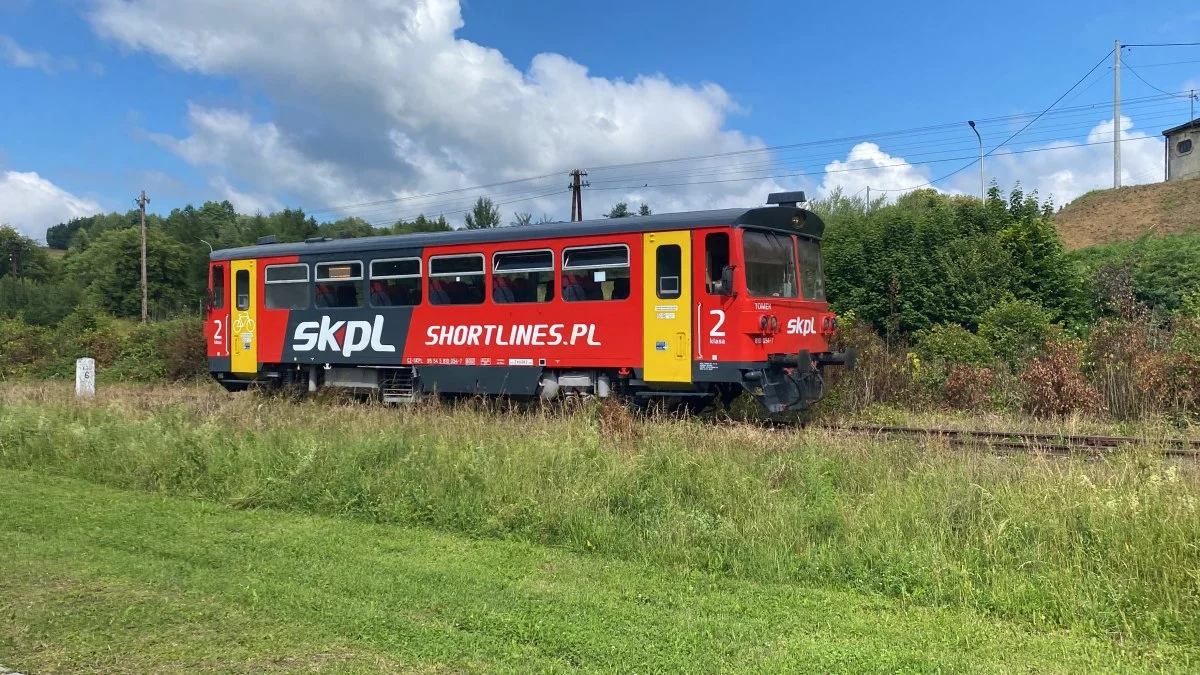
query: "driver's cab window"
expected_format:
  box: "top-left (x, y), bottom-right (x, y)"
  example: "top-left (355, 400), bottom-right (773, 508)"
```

top-left (705, 232), bottom-right (730, 294)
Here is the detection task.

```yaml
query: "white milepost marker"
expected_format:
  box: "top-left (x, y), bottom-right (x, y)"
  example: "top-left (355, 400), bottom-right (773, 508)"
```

top-left (75, 357), bottom-right (96, 398)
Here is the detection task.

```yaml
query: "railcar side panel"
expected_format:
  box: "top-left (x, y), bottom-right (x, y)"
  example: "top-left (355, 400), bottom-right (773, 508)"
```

top-left (401, 235), bottom-right (644, 370)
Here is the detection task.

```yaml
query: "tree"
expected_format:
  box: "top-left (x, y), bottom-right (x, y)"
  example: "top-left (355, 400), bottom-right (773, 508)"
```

top-left (818, 185), bottom-right (1087, 336)
top-left (318, 217), bottom-right (380, 239)
top-left (511, 212), bottom-right (533, 227)
top-left (392, 214), bottom-right (452, 234)
top-left (607, 202), bottom-right (631, 218)
top-left (0, 225), bottom-right (54, 281)
top-left (537, 214), bottom-right (555, 224)
top-left (465, 197), bottom-right (501, 229)
top-left (68, 227), bottom-right (195, 319)
top-left (638, 203), bottom-right (652, 216)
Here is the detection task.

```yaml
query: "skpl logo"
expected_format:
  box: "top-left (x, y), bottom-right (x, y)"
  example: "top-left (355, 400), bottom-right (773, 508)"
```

top-left (293, 316), bottom-right (395, 357)
top-left (786, 317), bottom-right (817, 336)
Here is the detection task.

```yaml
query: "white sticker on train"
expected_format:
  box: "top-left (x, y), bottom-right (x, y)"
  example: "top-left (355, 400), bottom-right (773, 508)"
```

top-left (424, 323), bottom-right (601, 347)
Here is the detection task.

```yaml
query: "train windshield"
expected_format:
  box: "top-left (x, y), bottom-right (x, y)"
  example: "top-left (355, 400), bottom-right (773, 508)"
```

top-left (742, 230), bottom-right (798, 298)
top-left (798, 238), bottom-right (826, 301)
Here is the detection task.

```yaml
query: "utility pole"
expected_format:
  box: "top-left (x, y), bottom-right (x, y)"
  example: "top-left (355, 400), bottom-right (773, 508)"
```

top-left (569, 169), bottom-right (588, 222)
top-left (865, 186), bottom-right (870, 211)
top-left (136, 190), bottom-right (150, 323)
top-left (1114, 40), bottom-right (1121, 189)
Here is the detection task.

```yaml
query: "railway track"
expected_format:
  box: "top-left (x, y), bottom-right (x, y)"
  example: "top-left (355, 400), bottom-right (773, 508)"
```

top-left (816, 424), bottom-right (1200, 459)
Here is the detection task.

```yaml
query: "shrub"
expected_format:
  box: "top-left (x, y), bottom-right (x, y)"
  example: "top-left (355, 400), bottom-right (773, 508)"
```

top-left (161, 318), bottom-right (208, 381)
top-left (0, 316), bottom-right (53, 378)
top-left (979, 299), bottom-right (1053, 365)
top-left (1020, 339), bottom-right (1099, 418)
top-left (824, 318), bottom-right (919, 411)
top-left (1085, 318), bottom-right (1177, 419)
top-left (914, 323), bottom-right (994, 367)
top-left (942, 364), bottom-right (994, 410)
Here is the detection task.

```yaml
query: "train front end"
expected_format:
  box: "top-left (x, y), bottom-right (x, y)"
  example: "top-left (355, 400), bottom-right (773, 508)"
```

top-left (700, 193), bottom-right (854, 413)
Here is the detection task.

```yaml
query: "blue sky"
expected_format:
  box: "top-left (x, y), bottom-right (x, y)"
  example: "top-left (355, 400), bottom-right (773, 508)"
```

top-left (2, 0), bottom-right (1199, 240)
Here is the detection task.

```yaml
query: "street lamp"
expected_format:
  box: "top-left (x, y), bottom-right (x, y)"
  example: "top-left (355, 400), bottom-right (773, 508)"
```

top-left (968, 120), bottom-right (984, 200)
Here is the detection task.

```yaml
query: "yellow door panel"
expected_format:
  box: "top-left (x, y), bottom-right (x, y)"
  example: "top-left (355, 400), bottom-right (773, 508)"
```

top-left (230, 259), bottom-right (258, 376)
top-left (643, 231), bottom-right (692, 384)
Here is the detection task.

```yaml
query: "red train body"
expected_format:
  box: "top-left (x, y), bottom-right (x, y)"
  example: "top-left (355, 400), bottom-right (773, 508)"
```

top-left (205, 196), bottom-right (854, 412)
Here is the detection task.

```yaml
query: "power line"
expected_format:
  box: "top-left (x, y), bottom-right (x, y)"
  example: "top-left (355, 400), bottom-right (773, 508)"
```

top-left (582, 105), bottom-right (1186, 187)
top-left (872, 48), bottom-right (1118, 193)
top-left (1123, 42), bottom-right (1200, 48)
top-left (1121, 58), bottom-right (1196, 99)
top-left (588, 136), bottom-right (1160, 194)
top-left (1120, 58), bottom-right (1200, 68)
top-left (304, 171), bottom-right (561, 216)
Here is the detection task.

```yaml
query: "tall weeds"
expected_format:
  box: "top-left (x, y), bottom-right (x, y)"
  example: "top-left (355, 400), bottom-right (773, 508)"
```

top-left (1, 384), bottom-right (1197, 646)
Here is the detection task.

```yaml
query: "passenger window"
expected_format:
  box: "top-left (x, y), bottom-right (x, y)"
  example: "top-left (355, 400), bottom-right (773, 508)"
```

top-left (235, 269), bottom-right (249, 310)
top-left (370, 258), bottom-right (422, 307)
top-left (655, 244), bottom-right (681, 300)
top-left (264, 264), bottom-right (309, 310)
top-left (428, 254), bottom-right (485, 305)
top-left (315, 261), bottom-right (363, 308)
top-left (798, 238), bottom-right (826, 301)
top-left (562, 245), bottom-right (630, 302)
top-left (211, 265), bottom-right (225, 309)
top-left (493, 250), bottom-right (554, 303)
top-left (705, 233), bottom-right (730, 295)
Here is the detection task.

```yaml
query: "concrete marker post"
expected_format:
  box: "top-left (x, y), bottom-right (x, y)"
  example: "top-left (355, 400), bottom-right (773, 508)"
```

top-left (75, 357), bottom-right (95, 398)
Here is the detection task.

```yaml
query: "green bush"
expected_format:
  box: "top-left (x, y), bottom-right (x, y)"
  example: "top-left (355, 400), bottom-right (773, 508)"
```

top-left (979, 299), bottom-right (1053, 365)
top-left (0, 313), bottom-right (206, 383)
top-left (0, 316), bottom-right (53, 378)
top-left (914, 323), bottom-right (994, 367)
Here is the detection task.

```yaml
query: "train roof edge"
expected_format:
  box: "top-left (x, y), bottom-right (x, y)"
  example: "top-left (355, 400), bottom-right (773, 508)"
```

top-left (209, 205), bottom-right (826, 261)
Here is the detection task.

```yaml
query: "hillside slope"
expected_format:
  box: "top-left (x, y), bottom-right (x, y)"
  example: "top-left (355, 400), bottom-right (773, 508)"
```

top-left (1054, 177), bottom-right (1200, 250)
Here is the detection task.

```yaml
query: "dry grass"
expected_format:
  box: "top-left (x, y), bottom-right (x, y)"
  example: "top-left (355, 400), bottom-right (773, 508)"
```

top-left (1055, 176), bottom-right (1200, 250)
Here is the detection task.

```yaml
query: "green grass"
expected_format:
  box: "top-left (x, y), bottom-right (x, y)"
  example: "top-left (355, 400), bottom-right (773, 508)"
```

top-left (1, 469), bottom-right (1193, 673)
top-left (1, 383), bottom-right (1199, 660)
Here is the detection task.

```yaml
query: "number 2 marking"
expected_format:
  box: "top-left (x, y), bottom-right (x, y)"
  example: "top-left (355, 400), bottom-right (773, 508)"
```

top-left (709, 309), bottom-right (726, 337)
top-left (213, 318), bottom-right (224, 347)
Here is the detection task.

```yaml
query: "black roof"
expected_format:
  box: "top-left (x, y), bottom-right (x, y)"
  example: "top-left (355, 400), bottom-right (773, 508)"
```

top-left (210, 205), bottom-right (825, 261)
top-left (1162, 118), bottom-right (1200, 137)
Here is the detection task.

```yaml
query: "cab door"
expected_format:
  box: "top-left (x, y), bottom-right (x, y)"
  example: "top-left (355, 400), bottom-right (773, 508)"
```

top-left (642, 231), bottom-right (692, 383)
top-left (230, 259), bottom-right (258, 376)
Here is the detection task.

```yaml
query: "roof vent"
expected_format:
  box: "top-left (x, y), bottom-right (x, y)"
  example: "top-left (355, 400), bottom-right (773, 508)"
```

top-left (256, 234), bottom-right (278, 245)
top-left (304, 236), bottom-right (333, 244)
top-left (766, 191), bottom-right (806, 207)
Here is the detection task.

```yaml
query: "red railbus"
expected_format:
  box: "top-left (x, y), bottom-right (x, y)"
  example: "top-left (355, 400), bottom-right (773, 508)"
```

top-left (205, 192), bottom-right (853, 412)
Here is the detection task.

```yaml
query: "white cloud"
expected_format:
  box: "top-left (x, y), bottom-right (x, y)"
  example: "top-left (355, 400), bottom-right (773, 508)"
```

top-left (149, 104), bottom-right (370, 211)
top-left (0, 170), bottom-right (102, 240)
top-left (816, 142), bottom-right (934, 201)
top-left (210, 176), bottom-right (282, 216)
top-left (88, 0), bottom-right (767, 221)
top-left (0, 34), bottom-right (78, 75)
top-left (948, 116), bottom-right (1165, 205)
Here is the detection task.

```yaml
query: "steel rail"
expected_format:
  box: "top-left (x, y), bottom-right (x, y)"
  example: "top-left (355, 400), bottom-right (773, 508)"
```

top-left (813, 424), bottom-right (1200, 459)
